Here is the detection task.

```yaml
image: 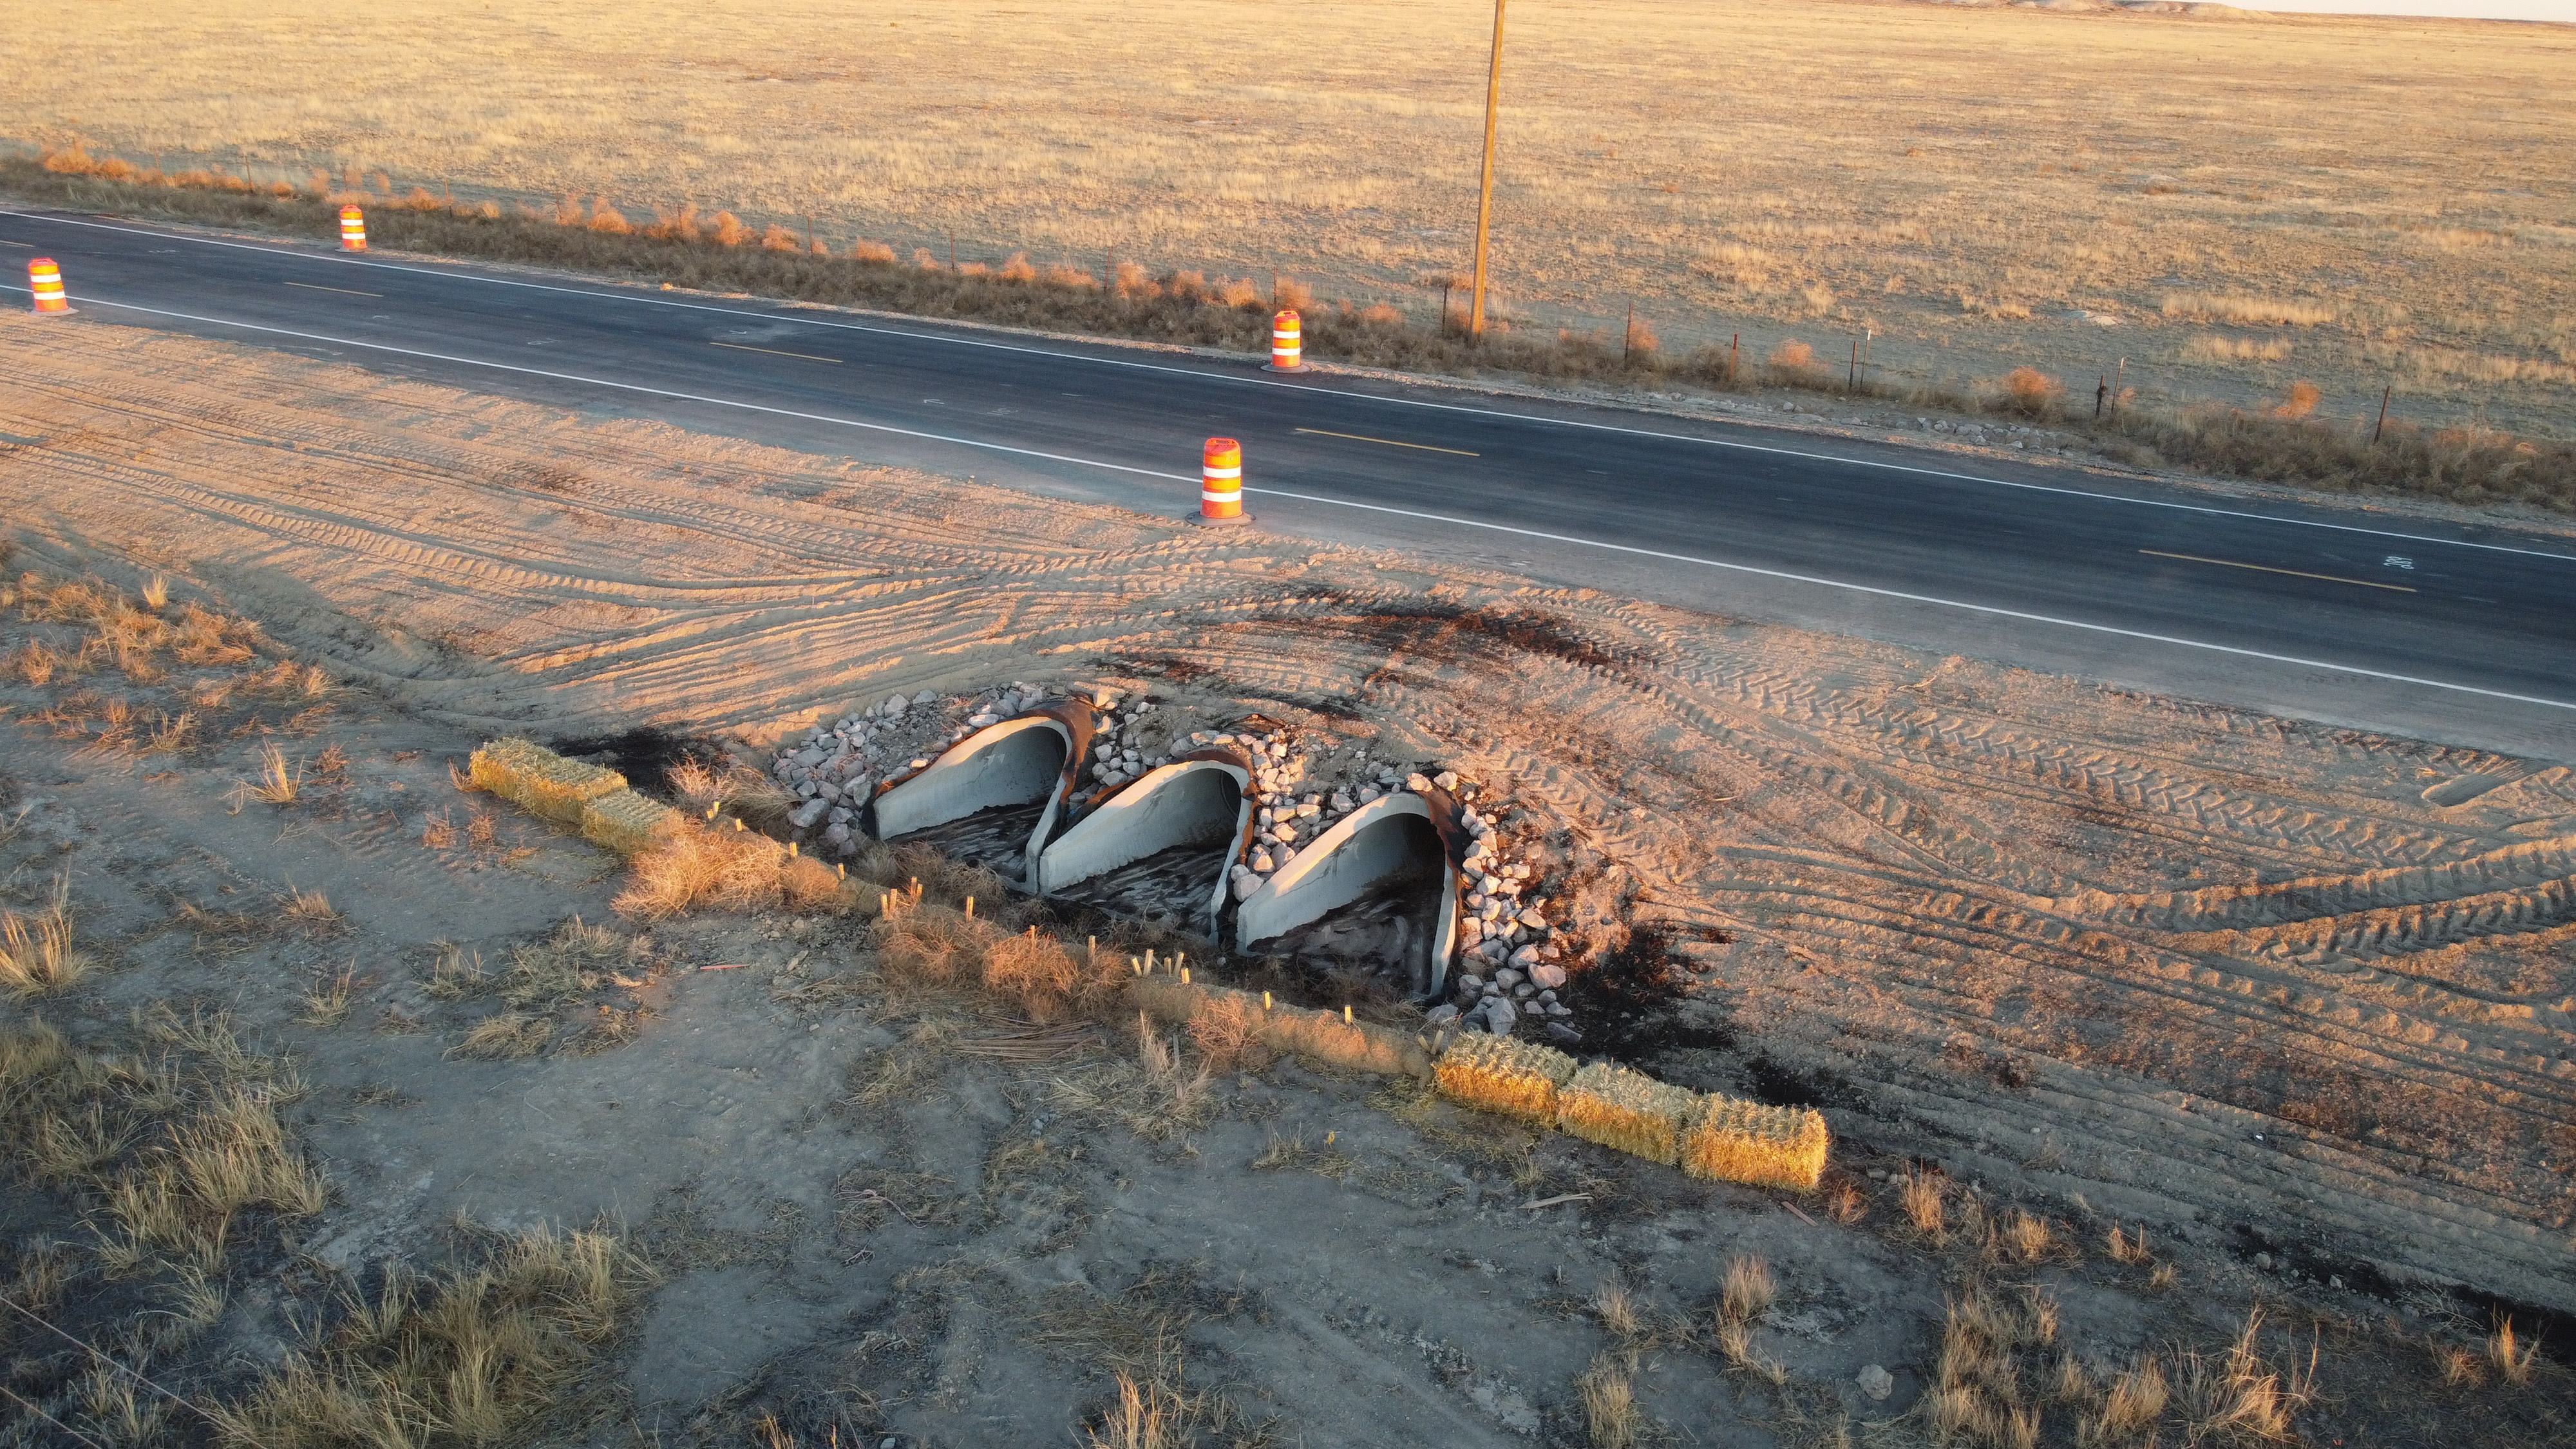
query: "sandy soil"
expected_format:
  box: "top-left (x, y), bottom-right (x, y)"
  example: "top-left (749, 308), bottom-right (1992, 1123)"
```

top-left (3, 312), bottom-right (2572, 1442)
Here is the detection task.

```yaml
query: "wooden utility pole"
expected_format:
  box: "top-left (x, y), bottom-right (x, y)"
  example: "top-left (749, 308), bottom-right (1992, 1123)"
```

top-left (1467, 0), bottom-right (1508, 341)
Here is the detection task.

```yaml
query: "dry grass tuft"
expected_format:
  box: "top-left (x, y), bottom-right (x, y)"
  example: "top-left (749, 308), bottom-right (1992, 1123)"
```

top-left (2173, 1310), bottom-right (2314, 1444)
top-left (1081, 1364), bottom-right (1200, 1449)
top-left (225, 743), bottom-right (303, 813)
top-left (211, 1224), bottom-right (653, 1449)
top-left (1048, 1014), bottom-right (1213, 1142)
top-left (665, 754), bottom-right (796, 831)
top-left (296, 966), bottom-right (356, 1027)
top-left (1593, 1280), bottom-right (1643, 1341)
top-left (2089, 1356), bottom-right (2171, 1443)
top-left (1181, 986), bottom-right (1269, 1072)
top-left (449, 1012), bottom-right (553, 1059)
top-left (1998, 1208), bottom-right (2060, 1264)
top-left (423, 943), bottom-right (489, 1000)
top-left (0, 873), bottom-right (92, 996)
top-left (1578, 1354), bottom-right (1642, 1449)
top-left (611, 820), bottom-right (788, 918)
top-left (1900, 1166), bottom-right (1947, 1242)
top-left (1719, 1255), bottom-right (1776, 1326)
top-left (2487, 1316), bottom-right (2538, 1388)
top-left (281, 885), bottom-right (339, 926)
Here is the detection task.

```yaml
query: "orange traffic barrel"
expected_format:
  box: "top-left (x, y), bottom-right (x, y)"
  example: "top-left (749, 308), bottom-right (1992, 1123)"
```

top-left (27, 258), bottom-right (70, 314)
top-left (1198, 437), bottom-right (1247, 524)
top-left (1265, 309), bottom-right (1303, 372)
top-left (339, 205), bottom-right (367, 252)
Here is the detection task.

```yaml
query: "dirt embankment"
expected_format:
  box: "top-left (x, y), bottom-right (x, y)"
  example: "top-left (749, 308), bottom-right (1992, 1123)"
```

top-left (3, 312), bottom-right (2571, 1320)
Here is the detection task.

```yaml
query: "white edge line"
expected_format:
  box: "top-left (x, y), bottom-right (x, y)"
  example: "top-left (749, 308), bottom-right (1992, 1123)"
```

top-left (25, 290), bottom-right (2576, 716)
top-left (8, 208), bottom-right (2571, 565)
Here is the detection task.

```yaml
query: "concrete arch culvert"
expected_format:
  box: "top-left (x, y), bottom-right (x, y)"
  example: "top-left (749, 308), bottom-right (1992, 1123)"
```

top-left (1234, 791), bottom-right (1463, 999)
top-left (1035, 753), bottom-right (1255, 927)
top-left (867, 705), bottom-right (1095, 883)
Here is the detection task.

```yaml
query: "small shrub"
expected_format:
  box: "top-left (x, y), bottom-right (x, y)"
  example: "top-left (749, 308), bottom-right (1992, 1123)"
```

top-left (2271, 379), bottom-right (2322, 419)
top-left (2002, 365), bottom-right (2063, 417)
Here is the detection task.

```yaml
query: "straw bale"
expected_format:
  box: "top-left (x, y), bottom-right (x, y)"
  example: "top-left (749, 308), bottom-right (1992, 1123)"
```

top-left (1555, 1060), bottom-right (1700, 1165)
top-left (1434, 1032), bottom-right (1577, 1126)
top-left (469, 737), bottom-right (625, 823)
top-left (578, 788), bottom-right (686, 857)
top-left (1680, 1094), bottom-right (1830, 1192)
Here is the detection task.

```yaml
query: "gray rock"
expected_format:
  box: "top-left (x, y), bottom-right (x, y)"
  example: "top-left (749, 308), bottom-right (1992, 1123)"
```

top-left (790, 798), bottom-right (829, 829)
top-left (793, 745), bottom-right (828, 767)
top-left (1405, 772), bottom-right (1433, 793)
top-left (1482, 997), bottom-right (1519, 1034)
top-left (1529, 963), bottom-right (1567, 990)
top-left (912, 690), bottom-right (936, 704)
top-left (1546, 1003), bottom-right (1571, 1018)
top-left (1544, 1021), bottom-right (1582, 1046)
top-left (1457, 974), bottom-right (1485, 994)
top-left (1857, 1365), bottom-right (1893, 1403)
top-left (1508, 944), bottom-right (1541, 967)
top-left (884, 694), bottom-right (909, 715)
top-left (1433, 770), bottom-right (1460, 790)
top-left (1426, 1003), bottom-right (1460, 1028)
top-left (1516, 909), bottom-right (1548, 931)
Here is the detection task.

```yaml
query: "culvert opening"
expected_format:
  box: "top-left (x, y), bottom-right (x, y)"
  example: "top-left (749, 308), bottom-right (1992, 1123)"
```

top-left (1040, 762), bottom-right (1248, 925)
top-left (1237, 806), bottom-right (1450, 999)
top-left (1243, 855), bottom-right (1446, 1003)
top-left (873, 719), bottom-right (1072, 881)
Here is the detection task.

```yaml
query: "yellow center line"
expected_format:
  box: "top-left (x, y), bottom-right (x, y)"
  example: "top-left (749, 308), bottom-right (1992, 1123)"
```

top-left (283, 279), bottom-right (383, 297)
top-left (1293, 426), bottom-right (1478, 457)
top-left (711, 339), bottom-right (838, 363)
top-left (2139, 549), bottom-right (2416, 593)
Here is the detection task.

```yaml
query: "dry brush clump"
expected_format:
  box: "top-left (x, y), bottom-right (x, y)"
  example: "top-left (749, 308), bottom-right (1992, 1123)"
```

top-left (0, 1010), bottom-right (323, 1290)
top-left (0, 871), bottom-right (91, 996)
top-left (210, 1224), bottom-right (655, 1449)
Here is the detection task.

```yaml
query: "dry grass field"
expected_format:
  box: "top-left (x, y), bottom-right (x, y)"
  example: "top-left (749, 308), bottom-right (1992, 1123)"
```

top-left (2, 0), bottom-right (2571, 437)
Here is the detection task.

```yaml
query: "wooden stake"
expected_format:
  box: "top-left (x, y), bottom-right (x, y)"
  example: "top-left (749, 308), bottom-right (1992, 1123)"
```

top-left (1623, 301), bottom-right (1634, 364)
top-left (1849, 337), bottom-right (1859, 390)
top-left (2112, 357), bottom-right (2126, 419)
top-left (947, 230), bottom-right (956, 270)
top-left (1729, 332), bottom-right (1740, 383)
top-left (2374, 383), bottom-right (2393, 443)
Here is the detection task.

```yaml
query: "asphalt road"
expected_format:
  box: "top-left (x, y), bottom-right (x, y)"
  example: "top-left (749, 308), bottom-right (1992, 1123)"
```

top-left (7, 208), bottom-right (2573, 755)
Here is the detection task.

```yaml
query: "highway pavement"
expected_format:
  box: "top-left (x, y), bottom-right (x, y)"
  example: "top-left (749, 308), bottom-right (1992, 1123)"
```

top-left (6, 207), bottom-right (2572, 756)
